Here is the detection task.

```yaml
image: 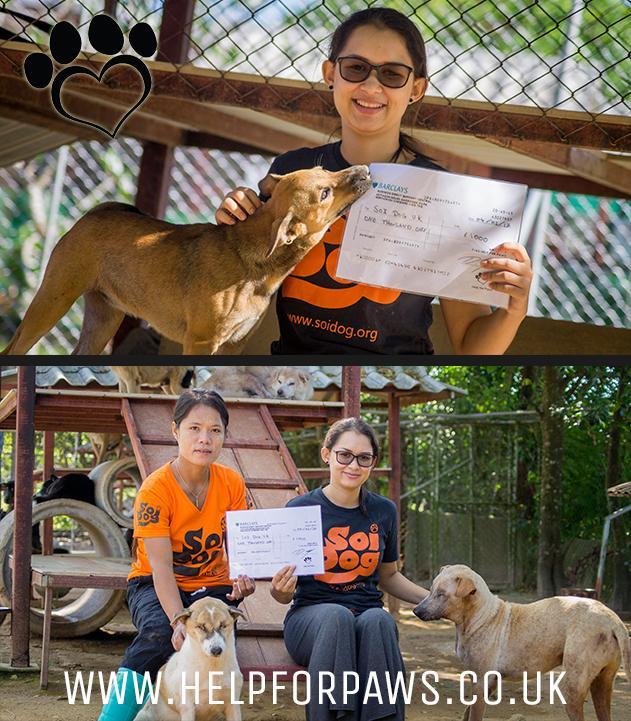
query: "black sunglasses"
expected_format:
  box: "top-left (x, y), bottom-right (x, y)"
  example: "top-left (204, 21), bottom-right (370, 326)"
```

top-left (336, 55), bottom-right (414, 88)
top-left (333, 449), bottom-right (375, 468)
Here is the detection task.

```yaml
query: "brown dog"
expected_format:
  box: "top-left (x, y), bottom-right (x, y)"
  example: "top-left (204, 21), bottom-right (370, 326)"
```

top-left (413, 564), bottom-right (630, 721)
top-left (2, 166), bottom-right (370, 355)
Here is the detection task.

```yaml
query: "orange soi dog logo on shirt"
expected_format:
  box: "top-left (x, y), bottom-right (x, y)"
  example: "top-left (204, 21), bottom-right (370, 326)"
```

top-left (315, 523), bottom-right (380, 584)
top-left (281, 216), bottom-right (400, 309)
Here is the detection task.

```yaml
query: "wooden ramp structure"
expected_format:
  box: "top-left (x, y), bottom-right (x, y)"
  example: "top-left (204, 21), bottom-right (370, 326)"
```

top-left (121, 396), bottom-right (316, 674)
top-left (0, 379), bottom-right (350, 673)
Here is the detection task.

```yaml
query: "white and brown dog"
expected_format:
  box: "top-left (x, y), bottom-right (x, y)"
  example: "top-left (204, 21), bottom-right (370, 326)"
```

top-left (136, 598), bottom-right (245, 721)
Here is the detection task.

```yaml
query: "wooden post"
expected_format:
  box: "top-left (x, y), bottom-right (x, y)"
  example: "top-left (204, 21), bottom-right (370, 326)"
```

top-left (341, 367), bottom-right (361, 418)
top-left (113, 0), bottom-right (195, 350)
top-left (387, 392), bottom-right (401, 614)
top-left (42, 431), bottom-right (54, 555)
top-left (11, 366), bottom-right (36, 667)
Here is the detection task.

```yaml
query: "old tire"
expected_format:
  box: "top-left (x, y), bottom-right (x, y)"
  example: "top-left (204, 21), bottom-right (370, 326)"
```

top-left (91, 457), bottom-right (142, 529)
top-left (0, 499), bottom-right (129, 638)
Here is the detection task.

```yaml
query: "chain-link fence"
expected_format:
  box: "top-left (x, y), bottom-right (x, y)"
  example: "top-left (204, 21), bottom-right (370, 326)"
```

top-left (0, 1), bottom-right (629, 350)
top-left (2, 0), bottom-right (628, 135)
top-left (0, 0), bottom-right (631, 134)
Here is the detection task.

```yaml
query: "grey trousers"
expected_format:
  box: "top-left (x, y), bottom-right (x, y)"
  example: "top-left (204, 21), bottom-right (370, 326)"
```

top-left (284, 604), bottom-right (405, 721)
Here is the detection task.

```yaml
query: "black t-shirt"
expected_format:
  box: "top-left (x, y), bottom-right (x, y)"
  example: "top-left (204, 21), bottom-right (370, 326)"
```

top-left (266, 141), bottom-right (445, 355)
top-left (286, 487), bottom-right (398, 616)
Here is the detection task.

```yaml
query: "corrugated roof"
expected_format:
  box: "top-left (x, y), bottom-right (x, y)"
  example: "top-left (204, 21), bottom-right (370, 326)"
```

top-left (1, 365), bottom-right (118, 387)
top-left (1, 365), bottom-right (466, 397)
top-left (321, 365), bottom-right (466, 395)
top-left (608, 481), bottom-right (631, 498)
top-left (197, 366), bottom-right (466, 396)
top-left (0, 117), bottom-right (76, 169)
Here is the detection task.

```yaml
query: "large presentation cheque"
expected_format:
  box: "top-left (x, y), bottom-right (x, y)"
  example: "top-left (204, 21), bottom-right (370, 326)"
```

top-left (226, 506), bottom-right (324, 579)
top-left (337, 163), bottom-right (528, 307)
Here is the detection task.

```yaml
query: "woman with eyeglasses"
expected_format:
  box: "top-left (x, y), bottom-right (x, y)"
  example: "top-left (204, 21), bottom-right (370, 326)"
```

top-left (215, 7), bottom-right (532, 356)
top-left (270, 417), bottom-right (429, 721)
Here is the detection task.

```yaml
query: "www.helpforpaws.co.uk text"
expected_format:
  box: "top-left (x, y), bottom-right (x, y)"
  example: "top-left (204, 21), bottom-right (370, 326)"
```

top-left (65, 669), bottom-right (567, 707)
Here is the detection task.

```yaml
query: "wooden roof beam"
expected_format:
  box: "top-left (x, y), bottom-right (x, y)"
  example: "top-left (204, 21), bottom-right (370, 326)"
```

top-left (70, 85), bottom-right (315, 154)
top-left (1, 43), bottom-right (628, 150)
top-left (422, 142), bottom-right (631, 198)
top-left (486, 138), bottom-right (631, 195)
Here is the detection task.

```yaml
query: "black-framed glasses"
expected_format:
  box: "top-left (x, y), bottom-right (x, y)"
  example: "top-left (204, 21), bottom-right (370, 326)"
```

top-left (336, 56), bottom-right (414, 88)
top-left (333, 449), bottom-right (375, 468)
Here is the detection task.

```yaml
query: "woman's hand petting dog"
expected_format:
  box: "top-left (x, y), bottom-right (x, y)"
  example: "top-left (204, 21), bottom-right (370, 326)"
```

top-left (270, 564), bottom-right (298, 604)
top-left (226, 574), bottom-right (256, 601)
top-left (215, 187), bottom-right (262, 225)
top-left (479, 242), bottom-right (533, 317)
top-left (171, 620), bottom-right (187, 651)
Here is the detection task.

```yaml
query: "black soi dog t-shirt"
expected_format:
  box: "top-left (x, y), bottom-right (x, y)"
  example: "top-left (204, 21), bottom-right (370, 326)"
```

top-left (286, 487), bottom-right (398, 615)
top-left (261, 141), bottom-right (444, 355)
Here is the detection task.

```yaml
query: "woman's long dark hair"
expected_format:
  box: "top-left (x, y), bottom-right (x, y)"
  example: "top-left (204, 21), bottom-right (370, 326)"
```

top-left (173, 388), bottom-right (229, 430)
top-left (327, 7), bottom-right (430, 158)
top-left (323, 417), bottom-right (379, 516)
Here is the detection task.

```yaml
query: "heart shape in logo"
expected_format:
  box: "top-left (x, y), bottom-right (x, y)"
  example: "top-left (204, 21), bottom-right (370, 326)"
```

top-left (372, 182), bottom-right (378, 188)
top-left (50, 55), bottom-right (151, 137)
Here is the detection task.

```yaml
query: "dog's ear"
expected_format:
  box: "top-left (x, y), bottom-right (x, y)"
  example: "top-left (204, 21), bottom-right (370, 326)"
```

top-left (173, 608), bottom-right (193, 624)
top-left (228, 606), bottom-right (247, 620)
top-left (454, 576), bottom-right (476, 598)
top-left (258, 173), bottom-right (282, 199)
top-left (298, 371), bottom-right (310, 383)
top-left (267, 213), bottom-right (308, 257)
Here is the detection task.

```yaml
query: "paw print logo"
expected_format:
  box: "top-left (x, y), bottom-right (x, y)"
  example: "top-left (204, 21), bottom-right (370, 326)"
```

top-left (23, 14), bottom-right (157, 137)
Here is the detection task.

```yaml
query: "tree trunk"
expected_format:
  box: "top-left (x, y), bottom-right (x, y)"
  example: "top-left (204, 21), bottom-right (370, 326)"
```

top-left (537, 366), bottom-right (564, 598)
top-left (606, 368), bottom-right (630, 611)
top-left (516, 366), bottom-right (536, 518)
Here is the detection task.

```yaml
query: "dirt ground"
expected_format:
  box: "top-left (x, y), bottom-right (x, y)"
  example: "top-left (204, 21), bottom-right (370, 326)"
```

top-left (0, 596), bottom-right (629, 721)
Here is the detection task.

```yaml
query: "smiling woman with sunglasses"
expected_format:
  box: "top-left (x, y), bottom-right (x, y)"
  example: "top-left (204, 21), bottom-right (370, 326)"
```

top-left (216, 7), bottom-right (532, 356)
top-left (270, 417), bottom-right (430, 721)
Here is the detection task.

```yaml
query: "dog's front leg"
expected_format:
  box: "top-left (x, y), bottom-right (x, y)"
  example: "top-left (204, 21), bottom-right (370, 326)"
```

top-left (225, 703), bottom-right (242, 721)
top-left (462, 681), bottom-right (487, 721)
top-left (177, 703), bottom-right (197, 721)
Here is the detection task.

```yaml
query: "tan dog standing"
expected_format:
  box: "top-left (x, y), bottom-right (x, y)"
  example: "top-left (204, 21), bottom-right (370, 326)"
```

top-left (2, 166), bottom-right (371, 355)
top-left (413, 564), bottom-right (630, 721)
top-left (136, 597), bottom-right (245, 721)
top-left (110, 366), bottom-right (195, 395)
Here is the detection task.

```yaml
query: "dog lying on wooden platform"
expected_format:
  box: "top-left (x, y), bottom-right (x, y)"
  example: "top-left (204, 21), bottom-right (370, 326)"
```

top-left (2, 166), bottom-right (370, 355)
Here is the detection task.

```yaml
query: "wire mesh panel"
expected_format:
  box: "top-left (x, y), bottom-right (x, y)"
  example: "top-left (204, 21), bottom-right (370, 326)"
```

top-left (402, 415), bottom-right (537, 588)
top-left (536, 193), bottom-right (630, 327)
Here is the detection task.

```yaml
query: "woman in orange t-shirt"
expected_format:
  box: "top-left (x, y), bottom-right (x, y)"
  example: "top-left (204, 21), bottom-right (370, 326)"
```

top-left (98, 388), bottom-right (255, 721)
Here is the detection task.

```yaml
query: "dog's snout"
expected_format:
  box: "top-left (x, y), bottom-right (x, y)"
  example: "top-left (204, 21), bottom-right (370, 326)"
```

top-left (210, 645), bottom-right (223, 656)
top-left (413, 601), bottom-right (426, 620)
top-left (350, 164), bottom-right (370, 180)
top-left (348, 164), bottom-right (372, 194)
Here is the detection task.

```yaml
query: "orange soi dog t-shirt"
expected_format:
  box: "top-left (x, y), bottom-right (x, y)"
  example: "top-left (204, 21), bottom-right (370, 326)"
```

top-left (128, 462), bottom-right (247, 590)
